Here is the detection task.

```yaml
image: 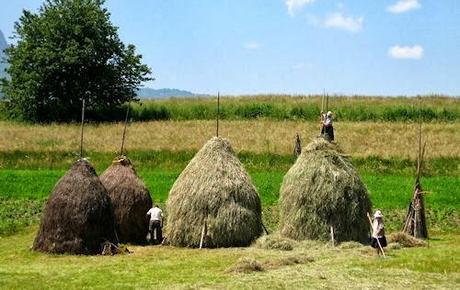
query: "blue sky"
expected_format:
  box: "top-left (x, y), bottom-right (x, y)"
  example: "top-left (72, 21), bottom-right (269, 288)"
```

top-left (1, 0), bottom-right (459, 95)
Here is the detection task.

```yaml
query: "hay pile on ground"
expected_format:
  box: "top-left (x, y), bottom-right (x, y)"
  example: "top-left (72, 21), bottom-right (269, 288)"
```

top-left (166, 137), bottom-right (263, 248)
top-left (388, 232), bottom-right (427, 247)
top-left (254, 234), bottom-right (297, 251)
top-left (100, 156), bottom-right (152, 244)
top-left (279, 137), bottom-right (371, 243)
top-left (33, 160), bottom-right (117, 254)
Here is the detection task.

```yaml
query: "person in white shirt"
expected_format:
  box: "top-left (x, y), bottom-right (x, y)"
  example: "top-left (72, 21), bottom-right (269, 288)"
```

top-left (146, 205), bottom-right (163, 244)
top-left (321, 111), bottom-right (334, 141)
top-left (371, 210), bottom-right (387, 256)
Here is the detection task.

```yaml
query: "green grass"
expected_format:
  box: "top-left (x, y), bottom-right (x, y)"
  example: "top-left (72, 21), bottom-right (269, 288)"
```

top-left (1, 169), bottom-right (458, 235)
top-left (0, 227), bottom-right (458, 289)
top-left (4, 95), bottom-right (458, 122)
top-left (1, 150), bottom-right (458, 176)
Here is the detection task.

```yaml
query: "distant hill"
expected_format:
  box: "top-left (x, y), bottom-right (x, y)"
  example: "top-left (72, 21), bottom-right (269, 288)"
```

top-left (136, 88), bottom-right (195, 99)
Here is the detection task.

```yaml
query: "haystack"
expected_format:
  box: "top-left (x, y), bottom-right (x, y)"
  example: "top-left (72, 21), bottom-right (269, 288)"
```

top-left (279, 137), bottom-right (371, 243)
top-left (166, 137), bottom-right (263, 248)
top-left (33, 159), bottom-right (117, 254)
top-left (100, 156), bottom-right (152, 244)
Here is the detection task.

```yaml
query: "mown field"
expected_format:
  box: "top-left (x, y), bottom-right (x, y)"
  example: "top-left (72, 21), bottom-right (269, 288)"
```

top-left (0, 96), bottom-right (459, 289)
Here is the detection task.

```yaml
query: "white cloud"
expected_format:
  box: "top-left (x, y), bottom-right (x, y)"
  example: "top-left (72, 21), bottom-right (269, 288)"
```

top-left (387, 0), bottom-right (421, 14)
top-left (388, 45), bottom-right (424, 59)
top-left (286, 0), bottom-right (315, 16)
top-left (243, 41), bottom-right (261, 50)
top-left (324, 12), bottom-right (363, 33)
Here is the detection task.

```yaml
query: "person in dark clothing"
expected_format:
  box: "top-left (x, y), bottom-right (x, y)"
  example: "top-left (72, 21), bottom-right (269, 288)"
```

top-left (321, 111), bottom-right (334, 141)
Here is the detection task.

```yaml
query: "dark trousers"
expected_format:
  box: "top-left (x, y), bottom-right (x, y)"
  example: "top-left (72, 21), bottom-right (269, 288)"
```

top-left (321, 125), bottom-right (334, 141)
top-left (149, 220), bottom-right (163, 244)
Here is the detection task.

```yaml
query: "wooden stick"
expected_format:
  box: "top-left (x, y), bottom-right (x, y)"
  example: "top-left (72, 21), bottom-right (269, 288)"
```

top-left (216, 92), bottom-right (220, 137)
top-left (330, 226), bottom-right (335, 247)
top-left (79, 98), bottom-right (86, 159)
top-left (120, 104), bottom-right (130, 156)
top-left (199, 222), bottom-right (206, 249)
top-left (320, 91), bottom-right (325, 134)
top-left (262, 223), bottom-right (269, 235)
top-left (367, 212), bottom-right (386, 258)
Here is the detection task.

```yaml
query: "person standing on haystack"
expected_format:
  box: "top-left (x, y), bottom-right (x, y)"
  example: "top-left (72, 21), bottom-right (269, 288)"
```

top-left (146, 205), bottom-right (163, 244)
top-left (371, 210), bottom-right (387, 256)
top-left (321, 111), bottom-right (334, 141)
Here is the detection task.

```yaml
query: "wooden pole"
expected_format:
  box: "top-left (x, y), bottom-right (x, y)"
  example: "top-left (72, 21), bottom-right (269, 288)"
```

top-left (120, 104), bottom-right (130, 156)
top-left (79, 98), bottom-right (86, 159)
top-left (330, 226), bottom-right (335, 247)
top-left (216, 92), bottom-right (220, 137)
top-left (320, 91), bottom-right (325, 134)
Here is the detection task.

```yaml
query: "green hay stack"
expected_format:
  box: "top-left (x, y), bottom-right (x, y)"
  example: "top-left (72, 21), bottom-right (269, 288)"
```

top-left (33, 159), bottom-right (117, 254)
top-left (100, 156), bottom-right (152, 244)
top-left (166, 137), bottom-right (263, 248)
top-left (279, 137), bottom-right (371, 243)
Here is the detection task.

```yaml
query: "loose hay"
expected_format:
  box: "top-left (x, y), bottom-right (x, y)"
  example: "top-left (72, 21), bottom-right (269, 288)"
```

top-left (255, 234), bottom-right (297, 251)
top-left (33, 160), bottom-right (117, 254)
top-left (100, 156), bottom-right (152, 244)
top-left (166, 137), bottom-right (263, 248)
top-left (388, 232), bottom-right (427, 247)
top-left (225, 257), bottom-right (264, 273)
top-left (279, 137), bottom-right (371, 243)
top-left (338, 241), bottom-right (364, 249)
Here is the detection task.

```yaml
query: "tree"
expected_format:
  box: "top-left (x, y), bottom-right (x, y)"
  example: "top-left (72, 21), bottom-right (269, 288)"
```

top-left (1, 0), bottom-right (152, 122)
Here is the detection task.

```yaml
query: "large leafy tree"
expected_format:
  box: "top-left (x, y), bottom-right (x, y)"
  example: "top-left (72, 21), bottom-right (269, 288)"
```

top-left (1, 0), bottom-right (152, 122)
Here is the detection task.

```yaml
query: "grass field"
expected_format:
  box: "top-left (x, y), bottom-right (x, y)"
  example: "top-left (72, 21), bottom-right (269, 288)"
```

top-left (1, 120), bottom-right (459, 159)
top-left (1, 97), bottom-right (459, 289)
top-left (0, 227), bottom-right (458, 289)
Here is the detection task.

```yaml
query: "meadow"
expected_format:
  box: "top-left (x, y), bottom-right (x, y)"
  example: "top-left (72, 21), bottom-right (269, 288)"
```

top-left (0, 96), bottom-right (459, 289)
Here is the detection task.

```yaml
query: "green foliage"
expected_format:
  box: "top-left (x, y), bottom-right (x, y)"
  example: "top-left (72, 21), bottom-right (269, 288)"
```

top-left (115, 96), bottom-right (459, 122)
top-left (1, 0), bottom-right (151, 122)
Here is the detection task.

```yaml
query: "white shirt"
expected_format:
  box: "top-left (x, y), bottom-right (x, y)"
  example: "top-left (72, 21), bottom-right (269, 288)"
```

top-left (324, 116), bottom-right (333, 126)
top-left (147, 207), bottom-right (162, 222)
top-left (372, 219), bottom-right (384, 238)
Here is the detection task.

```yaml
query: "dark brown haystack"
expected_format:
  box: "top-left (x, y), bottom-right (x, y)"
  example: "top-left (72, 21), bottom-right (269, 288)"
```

top-left (279, 137), bottom-right (372, 243)
top-left (33, 160), bottom-right (117, 254)
top-left (166, 137), bottom-right (263, 248)
top-left (100, 156), bottom-right (152, 244)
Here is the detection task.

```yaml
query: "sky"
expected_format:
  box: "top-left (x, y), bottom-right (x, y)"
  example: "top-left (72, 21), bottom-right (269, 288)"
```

top-left (0, 0), bottom-right (459, 96)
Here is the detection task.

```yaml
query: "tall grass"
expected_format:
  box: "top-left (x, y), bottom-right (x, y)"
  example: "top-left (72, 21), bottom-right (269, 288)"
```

top-left (123, 95), bottom-right (459, 122)
top-left (1, 120), bottom-right (459, 159)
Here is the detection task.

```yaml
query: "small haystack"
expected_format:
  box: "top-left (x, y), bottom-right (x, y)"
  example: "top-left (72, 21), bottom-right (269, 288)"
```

top-left (279, 137), bottom-right (371, 243)
top-left (33, 159), bottom-right (117, 254)
top-left (100, 156), bottom-right (152, 244)
top-left (166, 137), bottom-right (263, 248)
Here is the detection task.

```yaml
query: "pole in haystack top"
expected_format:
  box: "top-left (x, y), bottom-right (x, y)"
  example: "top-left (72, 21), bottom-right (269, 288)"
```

top-left (319, 90), bottom-right (325, 134)
top-left (216, 91), bottom-right (220, 137)
top-left (79, 98), bottom-right (86, 159)
top-left (120, 104), bottom-right (130, 156)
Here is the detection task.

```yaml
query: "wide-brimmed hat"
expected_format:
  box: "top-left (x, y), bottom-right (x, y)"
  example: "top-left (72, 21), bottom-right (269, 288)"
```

top-left (374, 210), bottom-right (383, 218)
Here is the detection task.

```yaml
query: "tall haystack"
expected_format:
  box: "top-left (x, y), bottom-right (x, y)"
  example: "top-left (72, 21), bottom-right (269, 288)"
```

top-left (33, 159), bottom-right (117, 254)
top-left (279, 137), bottom-right (371, 243)
top-left (100, 156), bottom-right (152, 244)
top-left (166, 137), bottom-right (263, 248)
